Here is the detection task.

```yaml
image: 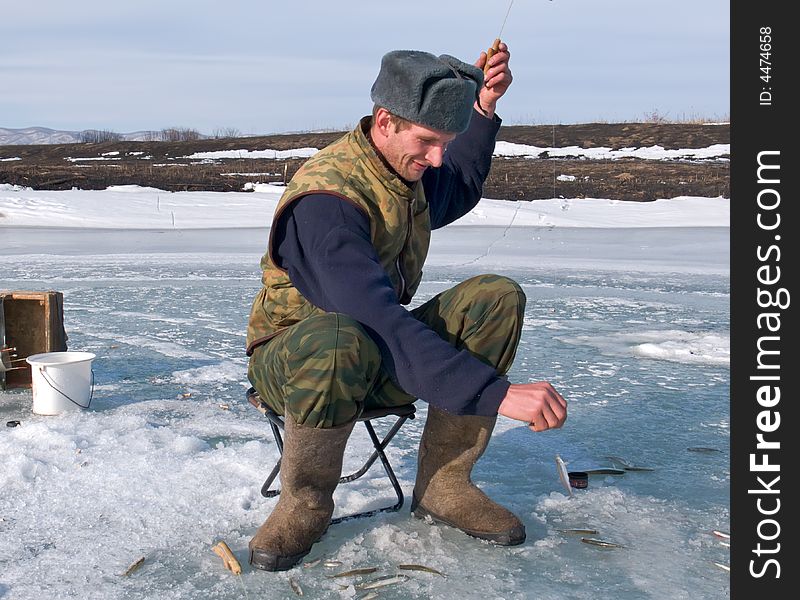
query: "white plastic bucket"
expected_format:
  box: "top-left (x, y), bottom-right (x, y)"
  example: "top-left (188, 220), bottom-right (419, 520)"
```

top-left (26, 351), bottom-right (96, 415)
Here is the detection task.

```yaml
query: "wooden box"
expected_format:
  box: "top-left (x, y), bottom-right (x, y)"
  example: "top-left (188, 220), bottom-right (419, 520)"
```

top-left (1, 290), bottom-right (68, 389)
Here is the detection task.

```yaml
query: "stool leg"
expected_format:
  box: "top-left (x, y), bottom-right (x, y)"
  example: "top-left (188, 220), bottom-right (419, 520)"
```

top-left (340, 416), bottom-right (408, 482)
top-left (269, 419), bottom-right (284, 453)
top-left (260, 459), bottom-right (282, 498)
top-left (330, 416), bottom-right (410, 524)
top-left (363, 419), bottom-right (405, 512)
top-left (260, 416), bottom-right (286, 498)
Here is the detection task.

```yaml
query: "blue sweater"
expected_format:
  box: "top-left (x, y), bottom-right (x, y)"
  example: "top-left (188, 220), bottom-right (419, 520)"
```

top-left (271, 111), bottom-right (510, 415)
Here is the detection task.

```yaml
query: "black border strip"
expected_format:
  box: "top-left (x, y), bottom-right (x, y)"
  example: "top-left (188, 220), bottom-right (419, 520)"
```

top-left (731, 4), bottom-right (796, 597)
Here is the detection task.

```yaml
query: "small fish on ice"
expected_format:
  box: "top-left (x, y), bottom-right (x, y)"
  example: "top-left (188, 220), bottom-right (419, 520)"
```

top-left (555, 454), bottom-right (573, 496)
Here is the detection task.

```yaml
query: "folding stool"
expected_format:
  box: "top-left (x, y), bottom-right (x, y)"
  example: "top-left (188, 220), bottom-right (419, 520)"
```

top-left (246, 387), bottom-right (416, 524)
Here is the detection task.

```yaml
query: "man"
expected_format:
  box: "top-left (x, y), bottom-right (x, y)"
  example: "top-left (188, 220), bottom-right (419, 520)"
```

top-left (245, 43), bottom-right (567, 571)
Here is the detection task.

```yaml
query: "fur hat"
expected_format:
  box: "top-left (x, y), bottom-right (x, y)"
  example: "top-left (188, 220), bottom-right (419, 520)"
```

top-left (370, 50), bottom-right (484, 134)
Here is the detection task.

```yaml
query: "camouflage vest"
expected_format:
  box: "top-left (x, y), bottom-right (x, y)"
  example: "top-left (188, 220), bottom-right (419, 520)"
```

top-left (246, 116), bottom-right (431, 354)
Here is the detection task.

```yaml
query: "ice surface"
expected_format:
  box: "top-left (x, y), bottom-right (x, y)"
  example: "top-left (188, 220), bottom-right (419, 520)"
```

top-left (0, 191), bottom-right (729, 599)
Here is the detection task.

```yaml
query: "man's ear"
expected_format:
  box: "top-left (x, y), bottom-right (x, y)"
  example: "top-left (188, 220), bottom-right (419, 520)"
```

top-left (373, 107), bottom-right (394, 137)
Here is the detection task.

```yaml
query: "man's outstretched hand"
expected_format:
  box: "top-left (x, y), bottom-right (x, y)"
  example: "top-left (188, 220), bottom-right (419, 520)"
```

top-left (498, 381), bottom-right (567, 432)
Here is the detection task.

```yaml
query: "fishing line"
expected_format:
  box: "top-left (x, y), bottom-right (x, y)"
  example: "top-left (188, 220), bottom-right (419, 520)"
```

top-left (450, 0), bottom-right (520, 268)
top-left (451, 182), bottom-right (525, 268)
top-left (237, 573), bottom-right (250, 600)
top-left (553, 124), bottom-right (557, 199)
top-left (498, 0), bottom-right (514, 39)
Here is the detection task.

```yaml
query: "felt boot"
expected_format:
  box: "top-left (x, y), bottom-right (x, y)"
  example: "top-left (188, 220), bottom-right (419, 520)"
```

top-left (249, 415), bottom-right (355, 571)
top-left (411, 405), bottom-right (525, 545)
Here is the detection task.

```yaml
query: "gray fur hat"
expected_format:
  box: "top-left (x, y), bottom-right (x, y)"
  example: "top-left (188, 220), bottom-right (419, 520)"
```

top-left (370, 50), bottom-right (484, 134)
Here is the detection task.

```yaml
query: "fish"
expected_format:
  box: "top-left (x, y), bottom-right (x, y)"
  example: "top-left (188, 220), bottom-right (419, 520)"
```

top-left (289, 577), bottom-right (303, 596)
top-left (556, 528), bottom-right (598, 535)
top-left (354, 574), bottom-right (410, 590)
top-left (712, 530), bottom-right (730, 540)
top-left (581, 537), bottom-right (625, 549)
top-left (328, 567), bottom-right (380, 578)
top-left (323, 560), bottom-right (343, 567)
top-left (605, 455), bottom-right (633, 468)
top-left (581, 467), bottom-right (626, 475)
top-left (687, 447), bottom-right (721, 453)
top-left (122, 556), bottom-right (145, 577)
top-left (212, 541), bottom-right (242, 575)
top-left (398, 563), bottom-right (445, 576)
top-left (713, 562), bottom-right (730, 572)
top-left (719, 541), bottom-right (730, 548)
top-left (604, 456), bottom-right (654, 471)
top-left (360, 593), bottom-right (380, 600)
top-left (303, 558), bottom-right (322, 568)
top-left (555, 454), bottom-right (573, 496)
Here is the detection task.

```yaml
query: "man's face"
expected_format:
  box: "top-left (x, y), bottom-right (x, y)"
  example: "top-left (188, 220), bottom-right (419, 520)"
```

top-left (380, 120), bottom-right (458, 182)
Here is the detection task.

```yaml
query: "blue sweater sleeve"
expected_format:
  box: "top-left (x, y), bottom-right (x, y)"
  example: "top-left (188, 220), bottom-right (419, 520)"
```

top-left (273, 195), bottom-right (509, 416)
top-left (423, 109), bottom-right (501, 229)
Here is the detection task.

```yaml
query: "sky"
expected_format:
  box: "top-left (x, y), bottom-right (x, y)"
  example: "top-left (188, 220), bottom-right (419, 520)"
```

top-left (0, 0), bottom-right (730, 135)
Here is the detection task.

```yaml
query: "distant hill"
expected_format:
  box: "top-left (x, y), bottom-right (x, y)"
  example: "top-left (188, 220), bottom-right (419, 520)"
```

top-left (0, 127), bottom-right (82, 145)
top-left (0, 126), bottom-right (191, 146)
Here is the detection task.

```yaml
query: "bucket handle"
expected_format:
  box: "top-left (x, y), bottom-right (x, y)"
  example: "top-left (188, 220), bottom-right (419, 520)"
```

top-left (37, 366), bottom-right (95, 410)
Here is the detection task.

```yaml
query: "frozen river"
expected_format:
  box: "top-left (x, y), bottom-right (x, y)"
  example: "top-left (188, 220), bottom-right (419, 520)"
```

top-left (1, 222), bottom-right (729, 599)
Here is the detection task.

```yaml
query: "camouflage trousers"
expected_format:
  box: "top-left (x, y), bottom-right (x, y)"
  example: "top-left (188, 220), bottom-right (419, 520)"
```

top-left (247, 274), bottom-right (525, 428)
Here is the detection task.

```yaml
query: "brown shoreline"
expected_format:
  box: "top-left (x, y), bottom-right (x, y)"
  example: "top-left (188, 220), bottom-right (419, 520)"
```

top-left (0, 122), bottom-right (729, 201)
